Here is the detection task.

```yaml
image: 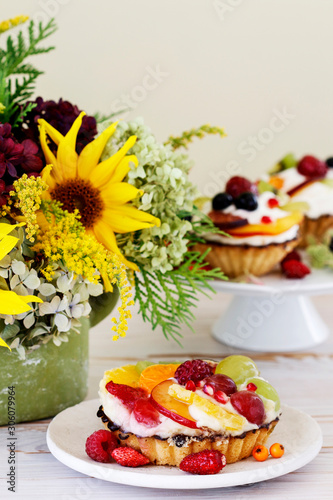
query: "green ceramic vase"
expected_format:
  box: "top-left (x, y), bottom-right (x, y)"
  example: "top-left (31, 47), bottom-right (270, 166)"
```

top-left (0, 290), bottom-right (119, 426)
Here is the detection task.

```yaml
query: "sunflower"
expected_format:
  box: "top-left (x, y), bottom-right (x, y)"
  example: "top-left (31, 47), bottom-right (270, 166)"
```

top-left (0, 223), bottom-right (42, 350)
top-left (38, 112), bottom-right (160, 269)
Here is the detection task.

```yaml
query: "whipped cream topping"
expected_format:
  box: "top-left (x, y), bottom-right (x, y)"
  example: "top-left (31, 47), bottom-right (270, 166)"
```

top-left (264, 169), bottom-right (333, 218)
top-left (203, 225), bottom-right (299, 247)
top-left (99, 373), bottom-right (280, 440)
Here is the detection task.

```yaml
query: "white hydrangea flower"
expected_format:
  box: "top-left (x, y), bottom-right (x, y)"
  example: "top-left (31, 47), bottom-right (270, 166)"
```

top-left (99, 117), bottom-right (198, 272)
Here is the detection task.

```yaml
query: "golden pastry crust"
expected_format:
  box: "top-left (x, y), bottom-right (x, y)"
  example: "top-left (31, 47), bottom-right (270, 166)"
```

top-left (299, 214), bottom-right (333, 248)
top-left (100, 412), bottom-right (279, 466)
top-left (193, 237), bottom-right (300, 278)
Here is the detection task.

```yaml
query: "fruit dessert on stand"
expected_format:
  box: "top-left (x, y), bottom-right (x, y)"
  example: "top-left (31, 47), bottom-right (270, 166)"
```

top-left (264, 154), bottom-right (333, 247)
top-left (90, 356), bottom-right (281, 469)
top-left (193, 176), bottom-right (303, 277)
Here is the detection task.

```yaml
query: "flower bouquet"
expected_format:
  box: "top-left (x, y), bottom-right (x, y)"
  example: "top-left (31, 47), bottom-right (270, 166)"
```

top-left (0, 16), bottom-right (225, 424)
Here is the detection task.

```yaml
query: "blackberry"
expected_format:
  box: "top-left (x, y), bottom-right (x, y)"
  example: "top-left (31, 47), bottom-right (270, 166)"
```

top-left (234, 192), bottom-right (258, 211)
top-left (212, 192), bottom-right (233, 211)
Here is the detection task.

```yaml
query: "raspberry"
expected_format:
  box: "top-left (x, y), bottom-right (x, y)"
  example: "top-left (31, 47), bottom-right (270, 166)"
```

top-left (261, 216), bottom-right (272, 224)
top-left (111, 447), bottom-right (150, 467)
top-left (85, 430), bottom-right (118, 463)
top-left (133, 398), bottom-right (161, 427)
top-left (105, 381), bottom-right (147, 410)
top-left (267, 198), bottom-right (279, 208)
top-left (282, 260), bottom-right (311, 279)
top-left (174, 360), bottom-right (214, 386)
top-left (225, 176), bottom-right (258, 198)
top-left (297, 155), bottom-right (328, 178)
top-left (281, 250), bottom-right (301, 264)
top-left (179, 450), bottom-right (226, 475)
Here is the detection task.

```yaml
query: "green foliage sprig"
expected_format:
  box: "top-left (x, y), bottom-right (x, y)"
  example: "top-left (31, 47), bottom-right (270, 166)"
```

top-left (0, 17), bottom-right (57, 126)
top-left (165, 124), bottom-right (225, 150)
top-left (134, 250), bottom-right (226, 344)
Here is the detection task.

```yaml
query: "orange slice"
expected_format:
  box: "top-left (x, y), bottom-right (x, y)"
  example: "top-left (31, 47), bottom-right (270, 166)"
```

top-left (139, 363), bottom-right (180, 393)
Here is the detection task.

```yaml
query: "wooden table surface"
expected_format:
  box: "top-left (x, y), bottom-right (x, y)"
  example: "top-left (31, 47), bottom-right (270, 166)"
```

top-left (1, 292), bottom-right (332, 499)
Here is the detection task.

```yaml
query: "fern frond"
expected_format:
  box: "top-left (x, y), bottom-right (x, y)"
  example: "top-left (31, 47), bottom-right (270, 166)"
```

top-left (134, 254), bottom-right (226, 344)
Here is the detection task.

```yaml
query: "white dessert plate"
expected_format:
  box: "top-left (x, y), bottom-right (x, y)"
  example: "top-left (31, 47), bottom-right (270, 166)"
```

top-left (47, 399), bottom-right (322, 490)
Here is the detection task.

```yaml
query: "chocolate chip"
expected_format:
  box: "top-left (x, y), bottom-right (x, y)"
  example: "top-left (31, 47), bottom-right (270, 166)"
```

top-left (96, 406), bottom-right (104, 417)
top-left (173, 435), bottom-right (187, 447)
top-left (118, 433), bottom-right (129, 440)
top-left (108, 422), bottom-right (120, 432)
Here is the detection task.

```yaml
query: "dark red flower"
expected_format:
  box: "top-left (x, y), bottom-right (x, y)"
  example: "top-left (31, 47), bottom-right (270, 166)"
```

top-left (17, 97), bottom-right (97, 154)
top-left (0, 122), bottom-right (43, 205)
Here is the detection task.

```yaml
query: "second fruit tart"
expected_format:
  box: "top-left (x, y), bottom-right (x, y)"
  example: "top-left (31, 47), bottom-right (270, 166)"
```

top-left (97, 356), bottom-right (281, 466)
top-left (265, 154), bottom-right (333, 247)
top-left (193, 176), bottom-right (303, 277)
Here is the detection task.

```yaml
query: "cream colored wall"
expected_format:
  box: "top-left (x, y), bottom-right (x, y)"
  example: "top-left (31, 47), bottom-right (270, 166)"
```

top-left (2, 0), bottom-right (333, 196)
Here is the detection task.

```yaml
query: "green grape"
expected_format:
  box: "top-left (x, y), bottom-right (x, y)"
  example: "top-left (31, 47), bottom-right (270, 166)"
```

top-left (135, 361), bottom-right (155, 375)
top-left (215, 355), bottom-right (259, 385)
top-left (246, 377), bottom-right (280, 412)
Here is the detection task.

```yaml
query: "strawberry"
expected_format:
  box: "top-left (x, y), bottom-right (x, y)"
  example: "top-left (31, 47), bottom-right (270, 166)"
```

top-left (179, 450), bottom-right (226, 475)
top-left (85, 430), bottom-right (118, 463)
top-left (282, 260), bottom-right (311, 279)
top-left (105, 381), bottom-right (147, 410)
top-left (111, 447), bottom-right (150, 467)
top-left (133, 398), bottom-right (161, 427)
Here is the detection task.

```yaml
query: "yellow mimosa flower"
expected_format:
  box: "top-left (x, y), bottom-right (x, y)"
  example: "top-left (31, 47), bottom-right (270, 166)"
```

top-left (38, 113), bottom-right (160, 270)
top-left (0, 223), bottom-right (42, 350)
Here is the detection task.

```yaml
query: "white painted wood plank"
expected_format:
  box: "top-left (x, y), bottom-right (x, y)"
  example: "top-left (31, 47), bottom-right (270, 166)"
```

top-left (0, 293), bottom-right (332, 499)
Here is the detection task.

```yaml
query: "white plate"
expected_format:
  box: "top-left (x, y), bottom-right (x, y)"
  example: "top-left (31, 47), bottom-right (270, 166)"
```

top-left (210, 266), bottom-right (333, 297)
top-left (47, 399), bottom-right (322, 490)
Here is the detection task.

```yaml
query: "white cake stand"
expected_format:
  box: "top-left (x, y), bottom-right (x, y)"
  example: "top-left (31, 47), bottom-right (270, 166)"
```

top-left (210, 267), bottom-right (333, 352)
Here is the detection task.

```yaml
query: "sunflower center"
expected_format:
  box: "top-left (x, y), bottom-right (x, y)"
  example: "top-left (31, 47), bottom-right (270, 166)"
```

top-left (51, 178), bottom-right (104, 228)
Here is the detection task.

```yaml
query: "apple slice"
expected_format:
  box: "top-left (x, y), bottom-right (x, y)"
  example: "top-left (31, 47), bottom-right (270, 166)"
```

top-left (150, 380), bottom-right (198, 429)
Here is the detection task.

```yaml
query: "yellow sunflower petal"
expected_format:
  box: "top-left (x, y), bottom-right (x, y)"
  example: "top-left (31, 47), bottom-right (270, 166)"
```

top-left (107, 155), bottom-right (138, 184)
top-left (101, 183), bottom-right (143, 207)
top-left (20, 295), bottom-right (43, 304)
top-left (109, 205), bottom-right (161, 226)
top-left (39, 122), bottom-right (63, 184)
top-left (0, 222), bottom-right (24, 236)
top-left (90, 154), bottom-right (138, 190)
top-left (0, 235), bottom-right (18, 260)
top-left (56, 112), bottom-right (84, 178)
top-left (41, 165), bottom-right (56, 191)
top-left (77, 121), bottom-right (119, 179)
top-left (38, 119), bottom-right (64, 146)
top-left (0, 290), bottom-right (33, 315)
top-left (102, 208), bottom-right (159, 234)
top-left (0, 337), bottom-right (11, 350)
top-left (93, 221), bottom-right (138, 270)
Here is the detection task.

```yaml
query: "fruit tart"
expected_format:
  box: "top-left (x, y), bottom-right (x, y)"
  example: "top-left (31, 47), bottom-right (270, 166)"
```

top-left (265, 154), bottom-right (333, 247)
top-left (97, 356), bottom-right (280, 466)
top-left (193, 176), bottom-right (303, 277)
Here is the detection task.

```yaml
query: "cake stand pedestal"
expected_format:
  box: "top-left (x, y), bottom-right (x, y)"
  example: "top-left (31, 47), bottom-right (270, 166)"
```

top-left (211, 268), bottom-right (333, 352)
